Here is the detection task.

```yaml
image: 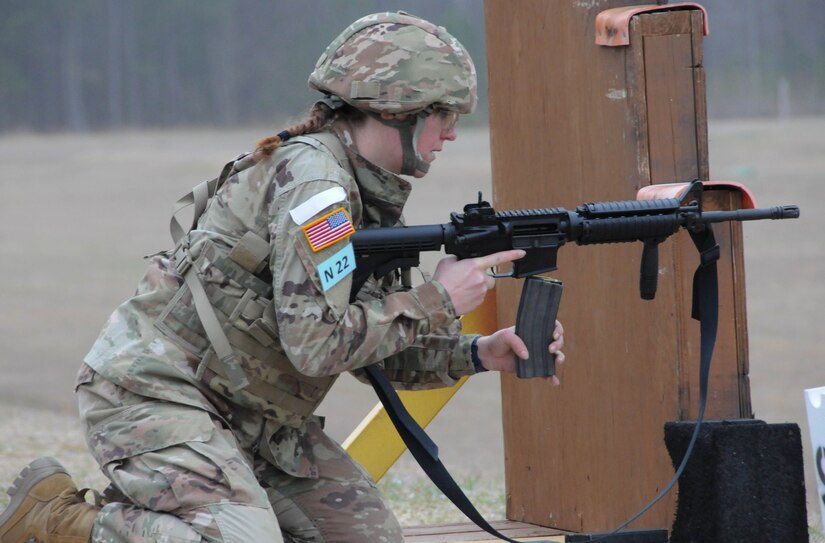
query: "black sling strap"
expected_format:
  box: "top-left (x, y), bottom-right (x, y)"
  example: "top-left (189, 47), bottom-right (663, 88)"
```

top-left (360, 224), bottom-right (721, 542)
top-left (363, 364), bottom-right (536, 543)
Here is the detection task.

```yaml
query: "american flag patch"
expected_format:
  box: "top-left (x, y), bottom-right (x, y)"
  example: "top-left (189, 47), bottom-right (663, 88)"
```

top-left (302, 207), bottom-right (355, 252)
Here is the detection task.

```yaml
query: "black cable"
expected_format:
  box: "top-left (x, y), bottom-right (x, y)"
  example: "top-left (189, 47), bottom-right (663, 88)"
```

top-left (585, 226), bottom-right (719, 542)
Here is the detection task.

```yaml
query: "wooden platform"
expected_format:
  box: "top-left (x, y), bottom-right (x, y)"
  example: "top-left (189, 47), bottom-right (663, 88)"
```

top-left (403, 521), bottom-right (568, 542)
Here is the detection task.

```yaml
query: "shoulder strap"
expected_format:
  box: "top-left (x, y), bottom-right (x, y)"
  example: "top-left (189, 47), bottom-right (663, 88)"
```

top-left (177, 250), bottom-right (250, 392)
top-left (167, 152), bottom-right (253, 392)
top-left (169, 154), bottom-right (248, 245)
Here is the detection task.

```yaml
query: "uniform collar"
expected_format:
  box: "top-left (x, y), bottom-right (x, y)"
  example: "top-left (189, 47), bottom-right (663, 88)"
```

top-left (333, 122), bottom-right (411, 228)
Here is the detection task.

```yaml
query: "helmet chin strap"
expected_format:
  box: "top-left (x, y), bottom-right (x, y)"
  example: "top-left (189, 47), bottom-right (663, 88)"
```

top-left (370, 111), bottom-right (430, 176)
top-left (316, 92), bottom-right (433, 176)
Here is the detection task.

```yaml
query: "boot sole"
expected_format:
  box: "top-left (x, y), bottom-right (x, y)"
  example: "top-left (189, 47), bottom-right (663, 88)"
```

top-left (0, 457), bottom-right (69, 526)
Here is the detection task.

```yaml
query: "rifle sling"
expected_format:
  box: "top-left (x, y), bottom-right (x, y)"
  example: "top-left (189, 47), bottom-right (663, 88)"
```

top-left (361, 226), bottom-right (720, 542)
top-left (363, 364), bottom-right (535, 543)
top-left (569, 226), bottom-right (720, 541)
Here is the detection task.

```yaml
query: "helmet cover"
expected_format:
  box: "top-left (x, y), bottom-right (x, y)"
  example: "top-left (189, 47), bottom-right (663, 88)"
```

top-left (309, 12), bottom-right (477, 115)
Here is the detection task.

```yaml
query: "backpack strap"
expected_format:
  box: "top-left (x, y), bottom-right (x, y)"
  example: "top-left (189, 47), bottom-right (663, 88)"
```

top-left (169, 154), bottom-right (250, 245)
top-left (173, 236), bottom-right (250, 391)
top-left (168, 152), bottom-right (253, 391)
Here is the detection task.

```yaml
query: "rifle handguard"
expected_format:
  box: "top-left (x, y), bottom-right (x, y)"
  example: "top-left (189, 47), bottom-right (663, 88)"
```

top-left (515, 276), bottom-right (564, 378)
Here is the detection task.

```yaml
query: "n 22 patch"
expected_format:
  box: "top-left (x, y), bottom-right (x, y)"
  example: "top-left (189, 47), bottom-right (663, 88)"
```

top-left (317, 243), bottom-right (356, 292)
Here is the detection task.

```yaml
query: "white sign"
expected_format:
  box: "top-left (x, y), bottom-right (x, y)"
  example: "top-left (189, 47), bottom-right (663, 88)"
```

top-left (805, 386), bottom-right (825, 526)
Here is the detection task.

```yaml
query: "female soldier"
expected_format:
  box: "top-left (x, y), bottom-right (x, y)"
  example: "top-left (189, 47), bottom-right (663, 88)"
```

top-left (0, 12), bottom-right (563, 543)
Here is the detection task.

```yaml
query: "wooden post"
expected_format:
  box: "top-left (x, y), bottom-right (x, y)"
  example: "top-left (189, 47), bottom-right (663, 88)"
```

top-left (484, 1), bottom-right (750, 531)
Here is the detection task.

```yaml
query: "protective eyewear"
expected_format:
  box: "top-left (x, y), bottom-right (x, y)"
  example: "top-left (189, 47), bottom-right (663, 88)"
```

top-left (433, 108), bottom-right (459, 133)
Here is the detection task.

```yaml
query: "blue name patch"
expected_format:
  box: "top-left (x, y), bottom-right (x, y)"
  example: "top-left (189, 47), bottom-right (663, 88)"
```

top-left (318, 243), bottom-right (356, 292)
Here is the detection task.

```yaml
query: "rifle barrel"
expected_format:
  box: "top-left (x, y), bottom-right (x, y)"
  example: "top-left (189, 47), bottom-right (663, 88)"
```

top-left (699, 205), bottom-right (800, 223)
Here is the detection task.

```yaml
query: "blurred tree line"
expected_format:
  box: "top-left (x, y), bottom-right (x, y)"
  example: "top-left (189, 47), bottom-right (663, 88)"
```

top-left (0, 0), bottom-right (486, 131)
top-left (0, 0), bottom-right (823, 133)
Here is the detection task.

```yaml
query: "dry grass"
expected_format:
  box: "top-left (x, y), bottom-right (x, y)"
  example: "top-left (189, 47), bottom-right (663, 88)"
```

top-left (0, 405), bottom-right (108, 510)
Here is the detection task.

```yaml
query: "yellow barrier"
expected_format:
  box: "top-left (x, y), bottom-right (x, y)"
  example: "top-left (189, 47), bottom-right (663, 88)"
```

top-left (343, 289), bottom-right (498, 482)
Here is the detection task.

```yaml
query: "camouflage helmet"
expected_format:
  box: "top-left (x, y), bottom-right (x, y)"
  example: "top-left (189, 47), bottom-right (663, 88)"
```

top-left (308, 11), bottom-right (477, 115)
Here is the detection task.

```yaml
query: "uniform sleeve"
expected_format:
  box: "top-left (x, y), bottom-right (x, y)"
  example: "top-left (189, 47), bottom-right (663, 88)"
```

top-left (271, 179), bottom-right (459, 378)
top-left (351, 323), bottom-right (481, 390)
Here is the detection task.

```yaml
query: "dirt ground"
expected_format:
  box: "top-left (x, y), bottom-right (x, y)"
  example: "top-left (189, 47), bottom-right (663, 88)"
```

top-left (1, 119), bottom-right (823, 530)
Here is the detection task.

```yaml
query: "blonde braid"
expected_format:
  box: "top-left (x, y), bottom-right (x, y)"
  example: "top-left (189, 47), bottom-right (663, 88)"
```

top-left (253, 103), bottom-right (334, 160)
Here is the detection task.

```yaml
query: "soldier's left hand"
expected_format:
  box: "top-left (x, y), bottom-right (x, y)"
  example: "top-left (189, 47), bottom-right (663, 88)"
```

top-left (476, 320), bottom-right (565, 385)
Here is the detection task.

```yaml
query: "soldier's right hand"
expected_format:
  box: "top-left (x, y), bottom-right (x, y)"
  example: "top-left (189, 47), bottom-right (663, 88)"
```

top-left (432, 249), bottom-right (525, 316)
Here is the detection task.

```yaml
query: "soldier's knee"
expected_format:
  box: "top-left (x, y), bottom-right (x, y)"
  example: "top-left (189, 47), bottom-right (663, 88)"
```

top-left (273, 486), bottom-right (403, 542)
top-left (207, 503), bottom-right (283, 543)
top-left (92, 502), bottom-right (283, 543)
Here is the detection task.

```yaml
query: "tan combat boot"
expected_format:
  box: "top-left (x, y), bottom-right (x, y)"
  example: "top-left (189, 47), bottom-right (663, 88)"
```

top-left (0, 457), bottom-right (100, 543)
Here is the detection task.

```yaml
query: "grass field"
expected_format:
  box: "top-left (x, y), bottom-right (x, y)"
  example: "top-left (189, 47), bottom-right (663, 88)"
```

top-left (1, 119), bottom-right (823, 535)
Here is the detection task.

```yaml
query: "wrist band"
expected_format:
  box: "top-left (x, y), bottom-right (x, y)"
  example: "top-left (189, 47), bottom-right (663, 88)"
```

top-left (471, 336), bottom-right (487, 373)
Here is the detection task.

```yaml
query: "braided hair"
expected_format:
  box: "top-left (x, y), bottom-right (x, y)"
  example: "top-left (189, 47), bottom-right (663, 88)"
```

top-left (253, 102), bottom-right (364, 160)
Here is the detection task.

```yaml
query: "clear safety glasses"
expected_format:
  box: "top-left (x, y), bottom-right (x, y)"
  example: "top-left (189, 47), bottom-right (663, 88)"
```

top-left (433, 108), bottom-right (459, 133)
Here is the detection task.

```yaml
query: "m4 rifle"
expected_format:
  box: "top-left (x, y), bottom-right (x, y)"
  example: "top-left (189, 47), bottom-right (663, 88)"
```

top-left (350, 180), bottom-right (799, 377)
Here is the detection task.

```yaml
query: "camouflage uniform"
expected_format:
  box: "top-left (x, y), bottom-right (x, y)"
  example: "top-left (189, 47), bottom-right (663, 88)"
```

top-left (73, 11), bottom-right (479, 543)
top-left (77, 118), bottom-right (479, 542)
